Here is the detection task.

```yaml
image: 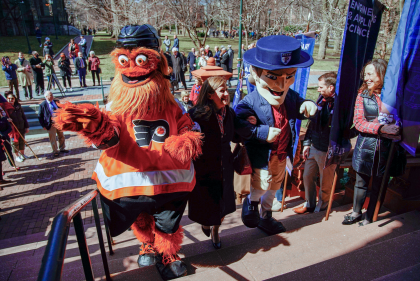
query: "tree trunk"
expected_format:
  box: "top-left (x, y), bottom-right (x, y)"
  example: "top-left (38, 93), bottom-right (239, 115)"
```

top-left (333, 29), bottom-right (342, 53)
top-left (110, 0), bottom-right (119, 38)
top-left (175, 20), bottom-right (178, 35)
top-left (317, 23), bottom-right (329, 60)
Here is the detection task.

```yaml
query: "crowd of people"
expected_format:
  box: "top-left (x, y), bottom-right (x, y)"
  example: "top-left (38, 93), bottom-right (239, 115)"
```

top-left (2, 35), bottom-right (101, 100)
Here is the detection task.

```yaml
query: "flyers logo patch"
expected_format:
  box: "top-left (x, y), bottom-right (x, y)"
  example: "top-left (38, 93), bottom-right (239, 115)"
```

top-left (132, 119), bottom-right (170, 148)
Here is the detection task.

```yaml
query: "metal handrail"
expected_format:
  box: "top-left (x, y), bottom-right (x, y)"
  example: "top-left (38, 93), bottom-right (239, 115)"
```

top-left (37, 189), bottom-right (112, 281)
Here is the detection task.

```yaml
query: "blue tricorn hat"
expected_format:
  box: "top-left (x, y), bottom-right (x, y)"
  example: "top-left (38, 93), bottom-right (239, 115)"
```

top-left (244, 35), bottom-right (313, 70)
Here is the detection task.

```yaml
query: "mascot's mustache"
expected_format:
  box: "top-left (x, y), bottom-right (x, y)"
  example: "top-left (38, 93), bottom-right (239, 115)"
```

top-left (108, 70), bottom-right (175, 118)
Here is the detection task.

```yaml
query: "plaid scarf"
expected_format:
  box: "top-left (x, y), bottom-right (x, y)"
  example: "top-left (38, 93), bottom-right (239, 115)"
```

top-left (216, 106), bottom-right (226, 136)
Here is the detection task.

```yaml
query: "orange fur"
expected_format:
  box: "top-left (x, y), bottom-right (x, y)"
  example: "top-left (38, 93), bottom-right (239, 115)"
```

top-left (153, 226), bottom-right (184, 256)
top-left (163, 131), bottom-right (203, 164)
top-left (108, 48), bottom-right (175, 118)
top-left (53, 102), bottom-right (116, 146)
top-left (131, 213), bottom-right (155, 244)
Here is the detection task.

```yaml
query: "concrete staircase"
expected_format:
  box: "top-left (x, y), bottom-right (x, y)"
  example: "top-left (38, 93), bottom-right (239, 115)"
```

top-left (1, 196), bottom-right (420, 281)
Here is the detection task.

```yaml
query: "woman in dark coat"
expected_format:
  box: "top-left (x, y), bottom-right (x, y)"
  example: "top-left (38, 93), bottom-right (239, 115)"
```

top-left (188, 76), bottom-right (244, 249)
top-left (0, 102), bottom-right (15, 185)
top-left (170, 48), bottom-right (187, 90)
top-left (343, 59), bottom-right (406, 226)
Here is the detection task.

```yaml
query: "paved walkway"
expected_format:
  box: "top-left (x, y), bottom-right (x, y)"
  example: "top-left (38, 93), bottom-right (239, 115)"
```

top-left (0, 134), bottom-right (99, 240)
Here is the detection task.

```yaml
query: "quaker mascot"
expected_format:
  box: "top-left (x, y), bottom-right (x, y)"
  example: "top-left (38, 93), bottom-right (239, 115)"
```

top-left (53, 25), bottom-right (202, 279)
top-left (235, 35), bottom-right (317, 234)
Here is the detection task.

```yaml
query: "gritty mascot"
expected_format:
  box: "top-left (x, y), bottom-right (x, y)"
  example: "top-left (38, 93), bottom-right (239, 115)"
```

top-left (235, 35), bottom-right (317, 234)
top-left (53, 25), bottom-right (202, 279)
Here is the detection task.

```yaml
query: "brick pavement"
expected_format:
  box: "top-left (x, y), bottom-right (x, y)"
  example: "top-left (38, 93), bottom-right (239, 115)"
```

top-left (0, 133), bottom-right (100, 240)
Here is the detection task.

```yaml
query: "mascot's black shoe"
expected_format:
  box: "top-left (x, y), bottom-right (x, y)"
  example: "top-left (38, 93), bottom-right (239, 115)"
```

top-left (137, 243), bottom-right (159, 267)
top-left (257, 212), bottom-right (287, 235)
top-left (156, 254), bottom-right (187, 280)
top-left (242, 197), bottom-right (260, 228)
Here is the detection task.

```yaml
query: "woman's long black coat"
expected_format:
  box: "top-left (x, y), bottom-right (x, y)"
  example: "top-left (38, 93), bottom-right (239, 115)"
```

top-left (188, 106), bottom-right (239, 226)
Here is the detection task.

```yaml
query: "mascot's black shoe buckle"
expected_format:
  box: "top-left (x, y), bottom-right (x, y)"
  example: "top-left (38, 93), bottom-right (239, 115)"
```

top-left (241, 197), bottom-right (260, 228)
top-left (156, 254), bottom-right (188, 280)
top-left (137, 243), bottom-right (159, 267)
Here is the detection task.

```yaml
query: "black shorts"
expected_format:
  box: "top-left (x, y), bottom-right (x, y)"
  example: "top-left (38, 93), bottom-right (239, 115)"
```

top-left (100, 191), bottom-right (189, 237)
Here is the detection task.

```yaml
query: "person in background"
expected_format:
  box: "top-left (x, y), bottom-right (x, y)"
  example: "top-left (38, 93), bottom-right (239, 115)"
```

top-left (35, 26), bottom-right (42, 47)
top-left (180, 51), bottom-right (188, 72)
top-left (68, 38), bottom-right (80, 64)
top-left (343, 59), bottom-right (406, 226)
top-left (75, 52), bottom-right (87, 88)
top-left (43, 54), bottom-right (56, 91)
top-left (189, 76), bottom-right (202, 105)
top-left (88, 51), bottom-right (101, 86)
top-left (163, 35), bottom-right (171, 52)
top-left (170, 47), bottom-right (187, 90)
top-left (220, 47), bottom-right (230, 76)
top-left (214, 46), bottom-right (221, 67)
top-left (205, 45), bottom-right (213, 57)
top-left (173, 35), bottom-right (179, 49)
top-left (0, 101), bottom-right (15, 182)
top-left (15, 52), bottom-right (33, 100)
top-left (44, 37), bottom-right (54, 57)
top-left (38, 91), bottom-right (69, 158)
top-left (293, 72), bottom-right (337, 214)
top-left (241, 44), bottom-right (246, 54)
top-left (227, 45), bottom-right (234, 87)
top-left (1, 57), bottom-right (20, 101)
top-left (187, 47), bottom-right (196, 82)
top-left (58, 53), bottom-right (73, 92)
top-left (179, 91), bottom-right (193, 112)
top-left (198, 50), bottom-right (208, 68)
top-left (194, 51), bottom-right (201, 70)
top-left (93, 29), bottom-right (96, 36)
top-left (29, 51), bottom-right (44, 96)
top-left (5, 92), bottom-right (29, 163)
top-left (79, 35), bottom-right (87, 59)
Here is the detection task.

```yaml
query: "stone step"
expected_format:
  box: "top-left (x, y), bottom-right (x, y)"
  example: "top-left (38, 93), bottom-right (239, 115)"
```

top-left (372, 263), bottom-right (420, 281)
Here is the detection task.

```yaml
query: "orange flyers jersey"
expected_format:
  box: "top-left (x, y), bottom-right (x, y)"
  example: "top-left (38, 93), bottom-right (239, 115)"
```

top-left (92, 104), bottom-right (196, 200)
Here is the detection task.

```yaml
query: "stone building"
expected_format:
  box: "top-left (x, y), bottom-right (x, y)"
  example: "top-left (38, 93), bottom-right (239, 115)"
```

top-left (0, 0), bottom-right (69, 36)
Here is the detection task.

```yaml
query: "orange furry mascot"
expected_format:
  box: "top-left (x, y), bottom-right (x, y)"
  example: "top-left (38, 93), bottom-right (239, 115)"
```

top-left (53, 25), bottom-right (202, 279)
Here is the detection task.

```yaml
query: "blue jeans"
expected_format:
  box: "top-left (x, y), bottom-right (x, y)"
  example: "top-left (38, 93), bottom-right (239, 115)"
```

top-left (78, 68), bottom-right (87, 86)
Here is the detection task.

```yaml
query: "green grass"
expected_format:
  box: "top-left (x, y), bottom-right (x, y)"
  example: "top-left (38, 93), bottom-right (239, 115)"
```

top-left (0, 35), bottom-right (75, 86)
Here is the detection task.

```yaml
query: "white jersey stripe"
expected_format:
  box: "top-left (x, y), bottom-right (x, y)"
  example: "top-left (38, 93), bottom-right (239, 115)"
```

top-left (94, 161), bottom-right (195, 191)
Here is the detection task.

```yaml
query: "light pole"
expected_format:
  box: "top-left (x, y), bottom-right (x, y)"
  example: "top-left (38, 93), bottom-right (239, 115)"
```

top-left (268, 9), bottom-right (272, 33)
top-left (237, 0), bottom-right (243, 81)
top-left (48, 0), bottom-right (59, 39)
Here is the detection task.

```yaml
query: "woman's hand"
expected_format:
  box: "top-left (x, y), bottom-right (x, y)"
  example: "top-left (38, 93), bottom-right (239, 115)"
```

top-left (380, 124), bottom-right (400, 136)
top-left (7, 118), bottom-right (13, 123)
top-left (247, 116), bottom-right (257, 125)
top-left (303, 146), bottom-right (310, 160)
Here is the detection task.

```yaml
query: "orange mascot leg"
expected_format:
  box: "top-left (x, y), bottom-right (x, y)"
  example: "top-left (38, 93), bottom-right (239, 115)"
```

top-left (131, 213), bottom-right (159, 268)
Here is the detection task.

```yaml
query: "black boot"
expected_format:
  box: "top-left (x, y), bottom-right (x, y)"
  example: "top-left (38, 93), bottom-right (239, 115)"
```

top-left (137, 243), bottom-right (159, 267)
top-left (241, 197), bottom-right (260, 228)
top-left (257, 211), bottom-right (287, 235)
top-left (155, 254), bottom-right (187, 280)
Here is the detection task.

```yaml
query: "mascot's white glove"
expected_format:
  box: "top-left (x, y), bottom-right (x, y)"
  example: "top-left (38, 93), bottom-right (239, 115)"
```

top-left (266, 127), bottom-right (281, 143)
top-left (299, 101), bottom-right (317, 118)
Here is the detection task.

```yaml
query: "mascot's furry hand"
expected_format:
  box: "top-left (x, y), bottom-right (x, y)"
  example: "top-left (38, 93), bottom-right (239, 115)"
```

top-left (299, 101), bottom-right (317, 118)
top-left (164, 130), bottom-right (203, 164)
top-left (53, 102), bottom-right (115, 146)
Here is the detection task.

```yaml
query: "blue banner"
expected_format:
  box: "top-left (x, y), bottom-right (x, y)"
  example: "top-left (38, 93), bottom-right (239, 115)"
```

top-left (380, 0), bottom-right (420, 156)
top-left (326, 0), bottom-right (385, 167)
top-left (243, 61), bottom-right (255, 94)
top-left (290, 35), bottom-right (316, 159)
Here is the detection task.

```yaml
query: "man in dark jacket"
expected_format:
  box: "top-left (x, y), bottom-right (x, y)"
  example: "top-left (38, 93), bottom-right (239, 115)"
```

top-left (293, 72), bottom-right (337, 214)
top-left (38, 91), bottom-right (69, 157)
top-left (29, 51), bottom-right (44, 96)
top-left (35, 26), bottom-right (42, 47)
top-left (220, 47), bottom-right (230, 86)
top-left (205, 45), bottom-right (213, 57)
top-left (187, 48), bottom-right (196, 82)
top-left (74, 52), bottom-right (87, 87)
top-left (235, 35), bottom-right (317, 235)
top-left (170, 48), bottom-right (187, 90)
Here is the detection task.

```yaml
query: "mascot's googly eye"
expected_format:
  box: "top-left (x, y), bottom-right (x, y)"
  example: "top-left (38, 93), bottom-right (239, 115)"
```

top-left (118, 55), bottom-right (129, 66)
top-left (135, 55), bottom-right (148, 66)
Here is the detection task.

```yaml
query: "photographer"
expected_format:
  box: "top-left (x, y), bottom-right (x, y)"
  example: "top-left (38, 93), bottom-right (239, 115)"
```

top-left (43, 54), bottom-right (56, 91)
top-left (58, 53), bottom-right (73, 92)
top-left (1, 56), bottom-right (20, 100)
top-left (29, 51), bottom-right (44, 96)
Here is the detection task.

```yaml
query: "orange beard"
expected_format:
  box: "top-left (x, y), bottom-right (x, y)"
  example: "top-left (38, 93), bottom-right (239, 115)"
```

top-left (107, 49), bottom-right (176, 118)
